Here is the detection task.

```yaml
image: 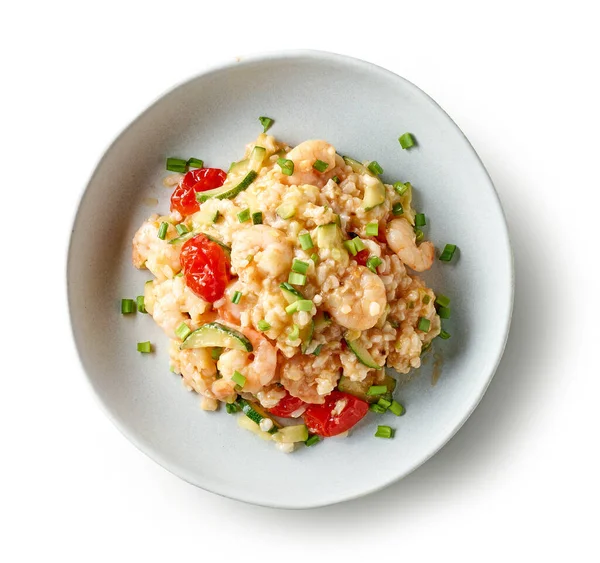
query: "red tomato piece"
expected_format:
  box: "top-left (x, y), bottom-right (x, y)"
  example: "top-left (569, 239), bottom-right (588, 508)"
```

top-left (303, 391), bottom-right (369, 437)
top-left (355, 249), bottom-right (369, 266)
top-left (170, 168), bottom-right (227, 216)
top-left (180, 234), bottom-right (230, 302)
top-left (268, 392), bottom-right (306, 418)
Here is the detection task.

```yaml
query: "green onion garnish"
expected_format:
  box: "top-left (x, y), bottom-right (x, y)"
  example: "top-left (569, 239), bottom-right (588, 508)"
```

top-left (213, 211), bottom-right (221, 223)
top-left (439, 329), bottom-right (451, 340)
top-left (367, 161), bottom-right (384, 175)
top-left (175, 322), bottom-right (192, 341)
top-left (389, 401), bottom-right (405, 417)
top-left (121, 298), bottom-right (135, 314)
top-left (288, 324), bottom-right (300, 341)
top-left (231, 291), bottom-right (242, 305)
top-left (259, 116), bottom-right (274, 133)
top-left (166, 157), bottom-right (187, 173)
top-left (392, 202), bottom-right (404, 216)
top-left (415, 213), bottom-right (426, 227)
top-left (305, 434), bottom-right (320, 447)
top-left (332, 175), bottom-right (340, 183)
top-left (291, 259), bottom-right (309, 275)
top-left (299, 233), bottom-right (314, 250)
top-left (251, 211), bottom-right (263, 225)
top-left (393, 182), bottom-right (409, 196)
top-left (277, 158), bottom-right (294, 176)
top-left (285, 300), bottom-right (313, 315)
top-left (257, 320), bottom-right (271, 332)
top-left (313, 159), bottom-right (329, 173)
top-left (232, 371), bottom-right (246, 388)
top-left (137, 341), bottom-right (152, 353)
top-left (367, 385), bottom-right (387, 396)
top-left (378, 398), bottom-right (392, 409)
top-left (353, 238), bottom-right (366, 252)
top-left (399, 133), bottom-right (415, 149)
top-left (365, 222), bottom-right (379, 237)
top-left (422, 295), bottom-right (431, 305)
top-left (175, 223), bottom-right (189, 235)
top-left (310, 253), bottom-right (319, 263)
top-left (343, 239), bottom-right (358, 256)
top-left (414, 228), bottom-right (424, 242)
top-left (375, 425), bottom-right (394, 439)
top-left (211, 347), bottom-right (223, 360)
top-left (226, 402), bottom-right (239, 414)
top-left (366, 256), bottom-right (383, 273)
top-left (157, 222), bottom-right (168, 240)
top-left (312, 344), bottom-right (323, 356)
top-left (288, 272), bottom-right (307, 286)
top-left (370, 404), bottom-right (387, 414)
top-left (186, 158), bottom-right (204, 169)
top-left (439, 244), bottom-right (457, 262)
top-left (407, 301), bottom-right (415, 309)
top-left (437, 307), bottom-right (451, 319)
top-left (417, 317), bottom-right (431, 332)
top-left (136, 295), bottom-right (147, 314)
top-left (237, 209), bottom-right (250, 223)
top-left (435, 294), bottom-right (450, 308)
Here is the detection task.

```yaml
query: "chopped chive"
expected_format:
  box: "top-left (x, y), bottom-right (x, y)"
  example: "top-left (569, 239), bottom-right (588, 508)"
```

top-left (121, 298), bottom-right (135, 314)
top-left (439, 329), bottom-right (451, 340)
top-left (257, 320), bottom-right (271, 332)
top-left (332, 175), bottom-right (340, 183)
top-left (423, 295), bottom-right (431, 305)
top-left (392, 202), bottom-right (404, 216)
top-left (366, 256), bottom-right (383, 274)
top-left (259, 116), bottom-right (274, 133)
top-left (299, 233), bottom-right (314, 250)
top-left (313, 159), bottom-right (329, 173)
top-left (399, 132), bottom-right (415, 149)
top-left (312, 344), bottom-right (323, 356)
top-left (389, 401), bottom-right (406, 416)
top-left (437, 306), bottom-right (451, 319)
top-left (277, 158), bottom-right (294, 176)
top-left (305, 434), bottom-right (320, 447)
top-left (415, 213), bottom-right (426, 227)
top-left (166, 157), bottom-right (187, 173)
top-left (237, 209), bottom-right (250, 223)
top-left (365, 222), bottom-right (379, 237)
top-left (226, 402), bottom-right (239, 414)
top-left (393, 182), bottom-right (409, 196)
top-left (291, 259), bottom-right (309, 275)
top-left (288, 272), bottom-right (307, 286)
top-left (439, 244), bottom-right (457, 262)
top-left (157, 222), bottom-right (168, 240)
top-left (370, 404), bottom-right (387, 414)
top-left (353, 238), bottom-right (366, 252)
top-left (378, 397), bottom-right (392, 409)
top-left (417, 317), bottom-right (431, 332)
top-left (288, 324), bottom-right (300, 341)
top-left (285, 300), bottom-right (313, 315)
top-left (137, 341), bottom-right (152, 353)
top-left (367, 161), bottom-right (384, 175)
top-left (435, 294), bottom-right (450, 308)
top-left (175, 322), bottom-right (192, 340)
top-left (343, 239), bottom-right (358, 256)
top-left (175, 223), bottom-right (189, 235)
top-left (213, 211), bottom-right (221, 223)
top-left (186, 157), bottom-right (204, 169)
top-left (231, 291), bottom-right (242, 305)
top-left (310, 253), bottom-right (319, 263)
top-left (211, 347), bottom-right (223, 360)
top-left (232, 371), bottom-right (246, 388)
top-left (367, 385), bottom-right (387, 396)
top-left (414, 228), bottom-right (424, 242)
top-left (251, 211), bottom-right (263, 225)
top-left (408, 301), bottom-right (415, 309)
top-left (136, 295), bottom-right (147, 314)
top-left (375, 425), bottom-right (394, 438)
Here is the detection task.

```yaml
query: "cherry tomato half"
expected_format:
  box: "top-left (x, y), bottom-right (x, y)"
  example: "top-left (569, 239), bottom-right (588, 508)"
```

top-left (303, 391), bottom-right (369, 437)
top-left (355, 248), bottom-right (369, 266)
top-left (170, 168), bottom-right (227, 216)
top-left (180, 234), bottom-right (230, 302)
top-left (268, 392), bottom-right (306, 418)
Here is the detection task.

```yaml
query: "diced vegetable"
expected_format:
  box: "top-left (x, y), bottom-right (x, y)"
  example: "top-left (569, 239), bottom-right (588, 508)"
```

top-left (312, 159), bottom-right (329, 173)
top-left (392, 202), bottom-right (404, 216)
top-left (417, 317), bottom-right (431, 332)
top-left (365, 222), bottom-right (379, 237)
top-left (277, 158), bottom-right (294, 175)
top-left (344, 337), bottom-right (381, 369)
top-left (136, 295), bottom-right (146, 314)
top-left (399, 133), bottom-right (415, 149)
top-left (175, 223), bottom-right (189, 235)
top-left (415, 213), bottom-right (426, 227)
top-left (259, 116), bottom-right (274, 132)
top-left (186, 157), bottom-right (204, 169)
top-left (367, 161), bottom-right (384, 175)
top-left (305, 434), bottom-right (320, 447)
top-left (298, 233), bottom-right (314, 250)
top-left (279, 282), bottom-right (305, 303)
top-left (367, 385), bottom-right (388, 396)
top-left (232, 371), bottom-right (246, 388)
top-left (231, 291), bottom-right (242, 305)
top-left (370, 404), bottom-right (386, 414)
top-left (389, 401), bottom-right (406, 416)
top-left (439, 329), bottom-right (451, 340)
top-left (288, 324), bottom-right (300, 341)
top-left (317, 223), bottom-right (343, 249)
top-left (237, 209), bottom-right (250, 223)
top-left (435, 294), bottom-right (451, 308)
top-left (437, 306), bottom-right (451, 319)
top-left (121, 298), bottom-right (135, 314)
top-left (272, 424), bottom-right (309, 443)
top-left (251, 211), bottom-right (263, 225)
top-left (276, 203), bottom-right (296, 219)
top-left (439, 244), bottom-right (458, 262)
top-left (291, 259), bottom-right (309, 275)
top-left (180, 322), bottom-right (253, 352)
top-left (288, 272), bottom-right (306, 286)
top-left (137, 341), bottom-right (152, 353)
top-left (257, 320), bottom-right (271, 332)
top-left (300, 320), bottom-right (315, 354)
top-left (157, 222), bottom-right (168, 240)
top-left (166, 157), bottom-right (187, 173)
top-left (366, 256), bottom-right (382, 273)
top-left (175, 322), bottom-right (192, 340)
top-left (375, 425), bottom-right (394, 438)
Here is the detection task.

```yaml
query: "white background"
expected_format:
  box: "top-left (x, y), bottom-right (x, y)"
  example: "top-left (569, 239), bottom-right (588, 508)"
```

top-left (2, 1), bottom-right (599, 561)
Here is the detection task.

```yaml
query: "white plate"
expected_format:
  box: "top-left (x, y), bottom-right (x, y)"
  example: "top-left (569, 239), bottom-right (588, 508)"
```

top-left (67, 50), bottom-right (513, 508)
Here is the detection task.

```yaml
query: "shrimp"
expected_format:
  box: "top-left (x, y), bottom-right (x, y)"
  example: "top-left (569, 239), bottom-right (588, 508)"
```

top-left (231, 225), bottom-right (293, 281)
top-left (213, 327), bottom-right (278, 399)
top-left (322, 263), bottom-right (387, 331)
top-left (386, 218), bottom-right (435, 272)
top-left (281, 140), bottom-right (337, 187)
top-left (132, 215), bottom-right (181, 280)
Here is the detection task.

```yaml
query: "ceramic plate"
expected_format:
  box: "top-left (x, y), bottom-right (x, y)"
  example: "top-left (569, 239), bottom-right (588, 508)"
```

top-left (68, 51), bottom-right (513, 508)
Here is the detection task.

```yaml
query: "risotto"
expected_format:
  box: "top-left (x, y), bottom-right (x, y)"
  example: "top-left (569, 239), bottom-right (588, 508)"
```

top-left (130, 128), bottom-right (448, 451)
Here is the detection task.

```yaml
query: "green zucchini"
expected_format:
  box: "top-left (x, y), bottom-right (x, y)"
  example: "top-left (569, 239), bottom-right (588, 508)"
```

top-left (276, 202), bottom-right (296, 219)
top-left (338, 374), bottom-right (396, 404)
top-left (313, 311), bottom-right (332, 332)
top-left (300, 320), bottom-right (315, 354)
top-left (343, 156), bottom-right (385, 211)
top-left (316, 223), bottom-right (342, 248)
top-left (238, 399), bottom-right (280, 432)
top-left (279, 282), bottom-right (305, 304)
top-left (272, 424), bottom-right (309, 443)
top-left (197, 170), bottom-right (257, 202)
top-left (344, 336), bottom-right (381, 369)
top-left (180, 322), bottom-right (252, 352)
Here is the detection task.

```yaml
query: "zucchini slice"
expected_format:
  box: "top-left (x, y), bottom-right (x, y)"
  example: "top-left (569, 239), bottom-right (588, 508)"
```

top-left (343, 156), bottom-right (386, 211)
top-left (316, 222), bottom-right (342, 248)
top-left (279, 282), bottom-right (305, 304)
top-left (338, 374), bottom-right (397, 404)
top-left (180, 322), bottom-right (252, 352)
top-left (344, 336), bottom-right (381, 369)
top-left (300, 320), bottom-right (315, 354)
top-left (272, 424), bottom-right (309, 443)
